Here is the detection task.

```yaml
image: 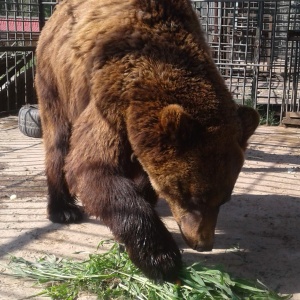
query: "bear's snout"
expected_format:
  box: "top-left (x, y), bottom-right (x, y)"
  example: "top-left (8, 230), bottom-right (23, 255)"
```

top-left (178, 210), bottom-right (217, 252)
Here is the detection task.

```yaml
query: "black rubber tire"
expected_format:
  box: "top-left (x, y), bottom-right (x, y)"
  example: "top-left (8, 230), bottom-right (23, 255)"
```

top-left (18, 105), bottom-right (42, 138)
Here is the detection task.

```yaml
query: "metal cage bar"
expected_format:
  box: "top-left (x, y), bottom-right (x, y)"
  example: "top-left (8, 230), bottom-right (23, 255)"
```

top-left (192, 0), bottom-right (300, 125)
top-left (0, 0), bottom-right (56, 115)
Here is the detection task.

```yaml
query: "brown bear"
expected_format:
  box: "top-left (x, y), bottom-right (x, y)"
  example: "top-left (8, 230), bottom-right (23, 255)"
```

top-left (35, 0), bottom-right (259, 281)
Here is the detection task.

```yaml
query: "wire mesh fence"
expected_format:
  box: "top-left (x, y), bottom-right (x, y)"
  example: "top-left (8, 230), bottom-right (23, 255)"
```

top-left (0, 0), bottom-right (56, 115)
top-left (0, 49), bottom-right (35, 112)
top-left (0, 0), bottom-right (299, 124)
top-left (192, 0), bottom-right (300, 124)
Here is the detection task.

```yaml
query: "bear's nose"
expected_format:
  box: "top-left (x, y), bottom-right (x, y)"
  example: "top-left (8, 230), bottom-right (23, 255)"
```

top-left (183, 235), bottom-right (214, 252)
top-left (193, 243), bottom-right (213, 252)
top-left (178, 211), bottom-right (215, 252)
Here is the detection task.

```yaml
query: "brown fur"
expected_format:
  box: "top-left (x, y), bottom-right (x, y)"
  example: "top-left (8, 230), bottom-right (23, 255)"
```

top-left (36, 0), bottom-right (259, 281)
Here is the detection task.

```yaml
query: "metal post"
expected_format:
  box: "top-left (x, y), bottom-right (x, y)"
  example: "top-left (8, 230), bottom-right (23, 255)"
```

top-left (281, 2), bottom-right (292, 123)
top-left (38, 0), bottom-right (45, 31)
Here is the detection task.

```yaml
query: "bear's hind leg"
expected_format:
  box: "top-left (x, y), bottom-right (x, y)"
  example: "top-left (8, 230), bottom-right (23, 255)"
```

top-left (36, 73), bottom-right (83, 223)
top-left (43, 122), bottom-right (83, 224)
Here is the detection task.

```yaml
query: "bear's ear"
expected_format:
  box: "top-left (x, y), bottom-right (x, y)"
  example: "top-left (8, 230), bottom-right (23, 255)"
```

top-left (237, 105), bottom-right (260, 148)
top-left (159, 104), bottom-right (195, 144)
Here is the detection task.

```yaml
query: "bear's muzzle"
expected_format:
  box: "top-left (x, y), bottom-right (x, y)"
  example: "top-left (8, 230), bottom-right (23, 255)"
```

top-left (177, 209), bottom-right (219, 252)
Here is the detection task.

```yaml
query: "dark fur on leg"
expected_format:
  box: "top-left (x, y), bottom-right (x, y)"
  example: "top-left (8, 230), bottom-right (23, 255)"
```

top-left (47, 198), bottom-right (83, 223)
top-left (78, 171), bottom-right (181, 281)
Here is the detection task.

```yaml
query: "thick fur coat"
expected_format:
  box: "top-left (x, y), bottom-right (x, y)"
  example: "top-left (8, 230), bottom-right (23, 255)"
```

top-left (36, 0), bottom-right (259, 280)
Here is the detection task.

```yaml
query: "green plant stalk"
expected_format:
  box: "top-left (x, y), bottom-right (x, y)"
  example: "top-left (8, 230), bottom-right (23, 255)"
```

top-left (3, 242), bottom-right (292, 300)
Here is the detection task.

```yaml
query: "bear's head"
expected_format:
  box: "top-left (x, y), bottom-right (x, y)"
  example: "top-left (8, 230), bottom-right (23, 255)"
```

top-left (127, 102), bottom-right (259, 251)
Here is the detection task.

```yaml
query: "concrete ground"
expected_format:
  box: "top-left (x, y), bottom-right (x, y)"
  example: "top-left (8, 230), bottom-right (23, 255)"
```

top-left (0, 115), bottom-right (299, 299)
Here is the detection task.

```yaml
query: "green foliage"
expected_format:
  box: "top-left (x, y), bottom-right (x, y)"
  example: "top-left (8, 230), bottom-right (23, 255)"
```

top-left (244, 98), bottom-right (255, 108)
top-left (258, 109), bottom-right (280, 126)
top-left (239, 98), bottom-right (280, 126)
top-left (5, 241), bottom-right (291, 300)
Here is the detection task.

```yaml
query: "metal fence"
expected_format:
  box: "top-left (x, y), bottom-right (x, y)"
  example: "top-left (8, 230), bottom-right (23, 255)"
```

top-left (0, 0), bottom-right (299, 124)
top-left (0, 0), bottom-right (56, 115)
top-left (192, 0), bottom-right (300, 124)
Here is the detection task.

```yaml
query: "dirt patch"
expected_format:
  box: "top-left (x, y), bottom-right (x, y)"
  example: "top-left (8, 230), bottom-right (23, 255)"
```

top-left (0, 116), bottom-right (300, 299)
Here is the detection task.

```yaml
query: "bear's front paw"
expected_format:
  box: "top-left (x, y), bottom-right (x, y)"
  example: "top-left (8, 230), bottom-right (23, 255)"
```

top-left (47, 203), bottom-right (84, 223)
top-left (127, 243), bottom-right (182, 282)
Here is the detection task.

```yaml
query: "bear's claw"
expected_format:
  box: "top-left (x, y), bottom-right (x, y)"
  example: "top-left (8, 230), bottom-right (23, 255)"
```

top-left (47, 204), bottom-right (84, 224)
top-left (126, 242), bottom-right (182, 282)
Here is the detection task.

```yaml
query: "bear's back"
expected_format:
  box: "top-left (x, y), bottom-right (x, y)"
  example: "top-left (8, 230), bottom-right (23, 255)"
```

top-left (36, 0), bottom-right (225, 123)
top-left (36, 0), bottom-right (138, 119)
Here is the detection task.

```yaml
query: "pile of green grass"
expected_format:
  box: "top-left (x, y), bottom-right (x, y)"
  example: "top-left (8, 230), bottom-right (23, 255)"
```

top-left (5, 241), bottom-right (291, 300)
